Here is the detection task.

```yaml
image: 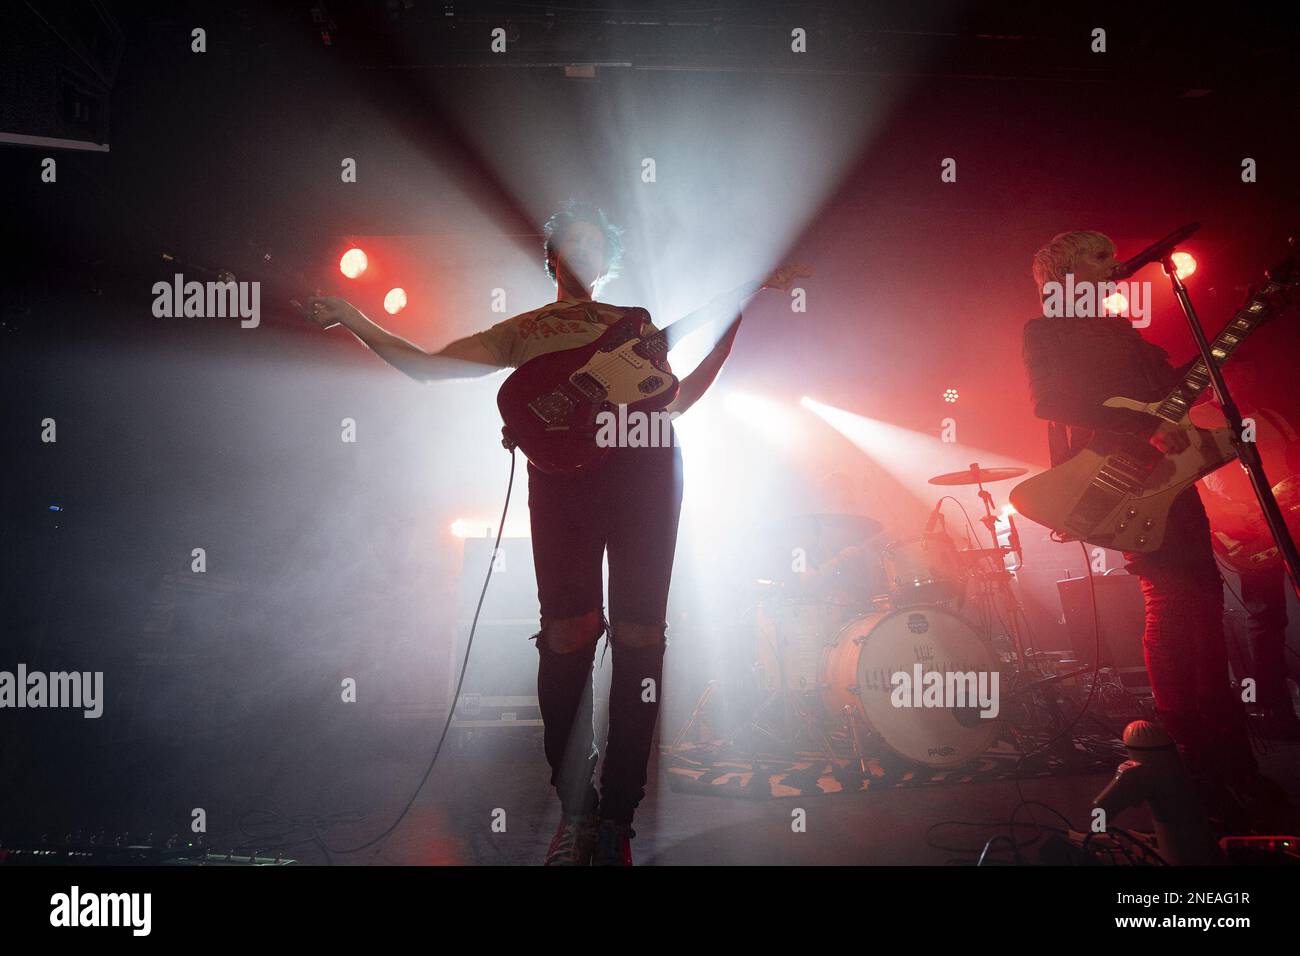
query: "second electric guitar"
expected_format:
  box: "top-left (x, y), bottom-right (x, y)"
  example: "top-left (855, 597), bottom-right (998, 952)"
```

top-left (1010, 244), bottom-right (1298, 552)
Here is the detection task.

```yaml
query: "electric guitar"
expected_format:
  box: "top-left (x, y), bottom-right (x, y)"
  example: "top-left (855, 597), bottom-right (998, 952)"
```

top-left (1010, 242), bottom-right (1299, 553)
top-left (497, 266), bottom-right (809, 474)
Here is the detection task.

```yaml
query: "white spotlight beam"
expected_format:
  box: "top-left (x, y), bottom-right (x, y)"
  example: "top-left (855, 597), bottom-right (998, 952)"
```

top-left (801, 396), bottom-right (1040, 542)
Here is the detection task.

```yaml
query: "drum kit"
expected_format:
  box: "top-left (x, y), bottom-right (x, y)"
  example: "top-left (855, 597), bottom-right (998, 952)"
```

top-left (723, 463), bottom-right (1054, 771)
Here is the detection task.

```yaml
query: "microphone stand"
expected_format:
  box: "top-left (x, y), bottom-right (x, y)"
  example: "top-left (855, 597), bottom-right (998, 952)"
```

top-left (1159, 251), bottom-right (1300, 600)
top-left (971, 464), bottom-right (1029, 670)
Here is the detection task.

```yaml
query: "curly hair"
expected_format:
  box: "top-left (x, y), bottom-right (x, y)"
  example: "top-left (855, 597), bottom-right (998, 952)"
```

top-left (542, 200), bottom-right (625, 293)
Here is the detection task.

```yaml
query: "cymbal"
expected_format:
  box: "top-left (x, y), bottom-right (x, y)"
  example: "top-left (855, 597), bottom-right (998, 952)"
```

top-left (764, 512), bottom-right (884, 542)
top-left (928, 466), bottom-right (1028, 486)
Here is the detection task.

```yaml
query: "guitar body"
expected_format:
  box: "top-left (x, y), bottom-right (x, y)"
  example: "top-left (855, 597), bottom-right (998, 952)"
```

top-left (496, 310), bottom-right (679, 475)
top-left (1010, 404), bottom-right (1239, 552)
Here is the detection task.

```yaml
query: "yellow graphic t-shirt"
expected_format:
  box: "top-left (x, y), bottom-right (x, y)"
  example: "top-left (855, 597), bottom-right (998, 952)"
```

top-left (474, 299), bottom-right (661, 369)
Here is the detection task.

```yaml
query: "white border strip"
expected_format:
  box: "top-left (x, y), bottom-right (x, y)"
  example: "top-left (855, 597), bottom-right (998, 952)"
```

top-left (0, 131), bottom-right (110, 152)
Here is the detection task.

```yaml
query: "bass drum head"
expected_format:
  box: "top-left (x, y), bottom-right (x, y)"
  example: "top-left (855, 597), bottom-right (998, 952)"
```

top-left (840, 606), bottom-right (1001, 768)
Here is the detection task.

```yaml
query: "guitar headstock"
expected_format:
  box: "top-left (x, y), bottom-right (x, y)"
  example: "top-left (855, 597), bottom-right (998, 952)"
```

top-left (1265, 236), bottom-right (1300, 289)
top-left (1253, 236), bottom-right (1300, 321)
top-left (761, 263), bottom-right (813, 292)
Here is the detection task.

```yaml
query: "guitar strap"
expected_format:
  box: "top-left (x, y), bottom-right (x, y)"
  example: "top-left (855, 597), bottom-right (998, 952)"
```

top-left (1046, 421), bottom-right (1073, 468)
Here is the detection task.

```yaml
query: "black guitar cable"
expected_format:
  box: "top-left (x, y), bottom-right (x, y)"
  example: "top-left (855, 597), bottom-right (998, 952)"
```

top-left (996, 541), bottom-right (1107, 858)
top-left (315, 447), bottom-right (518, 857)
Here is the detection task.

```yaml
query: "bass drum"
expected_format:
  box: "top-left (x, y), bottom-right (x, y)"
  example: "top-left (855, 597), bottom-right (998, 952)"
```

top-left (820, 606), bottom-right (1001, 768)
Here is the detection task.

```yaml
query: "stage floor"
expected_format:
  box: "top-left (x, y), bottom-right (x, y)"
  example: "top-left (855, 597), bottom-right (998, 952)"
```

top-left (7, 721), bottom-right (1300, 866)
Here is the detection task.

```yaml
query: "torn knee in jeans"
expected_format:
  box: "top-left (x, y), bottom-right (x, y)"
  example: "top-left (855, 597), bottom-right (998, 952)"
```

top-left (609, 620), bottom-right (668, 649)
top-left (535, 609), bottom-right (605, 654)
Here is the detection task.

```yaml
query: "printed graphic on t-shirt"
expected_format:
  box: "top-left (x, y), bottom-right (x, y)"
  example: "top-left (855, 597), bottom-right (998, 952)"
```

top-left (475, 301), bottom-right (655, 368)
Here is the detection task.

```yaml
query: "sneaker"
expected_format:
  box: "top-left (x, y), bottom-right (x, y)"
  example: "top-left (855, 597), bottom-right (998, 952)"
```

top-left (544, 813), bottom-right (598, 866)
top-left (591, 818), bottom-right (635, 866)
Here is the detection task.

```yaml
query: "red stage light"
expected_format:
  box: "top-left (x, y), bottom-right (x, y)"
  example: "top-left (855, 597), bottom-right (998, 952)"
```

top-left (339, 247), bottom-right (368, 279)
top-left (383, 287), bottom-right (408, 315)
top-left (1171, 251), bottom-right (1196, 280)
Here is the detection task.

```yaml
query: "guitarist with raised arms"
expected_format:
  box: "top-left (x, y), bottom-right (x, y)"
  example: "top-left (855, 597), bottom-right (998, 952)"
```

top-left (1021, 229), bottom-right (1289, 830)
top-left (305, 200), bottom-right (792, 864)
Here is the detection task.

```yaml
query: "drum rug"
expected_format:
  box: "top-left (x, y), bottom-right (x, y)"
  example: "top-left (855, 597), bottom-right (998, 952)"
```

top-left (663, 732), bottom-right (1127, 800)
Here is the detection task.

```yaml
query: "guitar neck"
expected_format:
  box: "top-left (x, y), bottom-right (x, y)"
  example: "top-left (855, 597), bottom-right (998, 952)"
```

top-left (1153, 279), bottom-right (1285, 423)
top-left (640, 278), bottom-right (766, 357)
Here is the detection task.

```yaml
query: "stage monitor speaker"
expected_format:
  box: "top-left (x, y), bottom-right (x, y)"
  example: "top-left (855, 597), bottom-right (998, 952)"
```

top-left (1010, 568), bottom-right (1070, 653)
top-left (451, 538), bottom-right (542, 729)
top-left (1056, 573), bottom-right (1146, 669)
top-left (458, 537), bottom-right (538, 622)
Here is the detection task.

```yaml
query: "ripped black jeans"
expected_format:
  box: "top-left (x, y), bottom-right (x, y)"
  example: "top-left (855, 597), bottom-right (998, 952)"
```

top-left (528, 441), bottom-right (683, 824)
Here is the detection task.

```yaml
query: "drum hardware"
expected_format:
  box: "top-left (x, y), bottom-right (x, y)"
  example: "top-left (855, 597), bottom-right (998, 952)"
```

top-left (699, 469), bottom-right (1100, 772)
top-left (730, 677), bottom-right (840, 761)
top-left (740, 593), bottom-right (845, 757)
top-left (840, 702), bottom-right (870, 775)
top-left (1002, 660), bottom-right (1139, 745)
top-left (957, 547), bottom-right (1007, 565)
top-left (668, 678), bottom-right (719, 751)
top-left (928, 463), bottom-right (1034, 671)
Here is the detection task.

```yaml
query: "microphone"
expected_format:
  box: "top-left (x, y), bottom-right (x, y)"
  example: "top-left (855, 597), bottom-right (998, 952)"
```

top-left (923, 499), bottom-right (945, 534)
top-left (1006, 512), bottom-right (1024, 565)
top-left (1110, 222), bottom-right (1200, 279)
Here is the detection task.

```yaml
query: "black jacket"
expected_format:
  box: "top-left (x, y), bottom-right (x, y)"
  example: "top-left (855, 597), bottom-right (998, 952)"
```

top-left (1022, 314), bottom-right (1182, 466)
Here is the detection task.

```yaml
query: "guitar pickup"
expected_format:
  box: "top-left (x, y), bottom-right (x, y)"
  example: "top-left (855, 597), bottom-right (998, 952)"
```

top-left (569, 372), bottom-right (608, 402)
top-left (1069, 481), bottom-right (1126, 534)
top-left (1106, 454), bottom-right (1150, 485)
top-left (617, 351), bottom-right (646, 370)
